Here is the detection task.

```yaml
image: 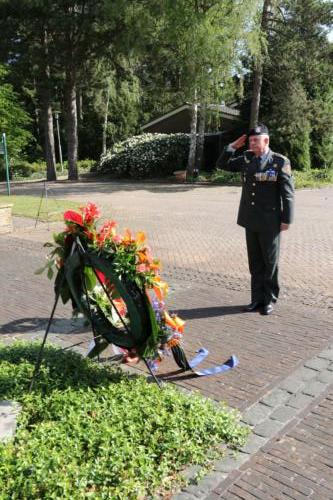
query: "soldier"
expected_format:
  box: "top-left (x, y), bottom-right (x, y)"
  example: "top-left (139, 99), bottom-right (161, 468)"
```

top-left (216, 124), bottom-right (295, 315)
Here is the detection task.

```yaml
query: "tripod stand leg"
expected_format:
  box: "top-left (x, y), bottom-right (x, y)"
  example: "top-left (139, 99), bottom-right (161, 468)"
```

top-left (29, 288), bottom-right (62, 392)
top-left (45, 182), bottom-right (49, 231)
top-left (34, 183), bottom-right (45, 228)
top-left (143, 359), bottom-right (163, 390)
top-left (29, 241), bottom-right (77, 392)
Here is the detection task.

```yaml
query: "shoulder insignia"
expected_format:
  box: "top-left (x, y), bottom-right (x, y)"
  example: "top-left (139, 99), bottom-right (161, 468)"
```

top-left (281, 163), bottom-right (292, 176)
top-left (273, 152), bottom-right (290, 162)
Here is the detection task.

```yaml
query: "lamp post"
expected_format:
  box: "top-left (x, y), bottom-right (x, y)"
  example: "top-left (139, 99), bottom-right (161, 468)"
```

top-left (1, 133), bottom-right (10, 195)
top-left (54, 112), bottom-right (64, 173)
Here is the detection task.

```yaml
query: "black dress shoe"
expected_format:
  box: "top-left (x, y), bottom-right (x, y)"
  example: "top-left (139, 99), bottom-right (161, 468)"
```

top-left (243, 301), bottom-right (262, 312)
top-left (261, 303), bottom-right (274, 315)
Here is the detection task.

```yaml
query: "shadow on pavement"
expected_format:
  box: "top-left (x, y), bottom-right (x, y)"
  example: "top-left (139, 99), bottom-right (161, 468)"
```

top-left (0, 317), bottom-right (88, 334)
top-left (1, 179), bottom-right (226, 197)
top-left (176, 304), bottom-right (244, 319)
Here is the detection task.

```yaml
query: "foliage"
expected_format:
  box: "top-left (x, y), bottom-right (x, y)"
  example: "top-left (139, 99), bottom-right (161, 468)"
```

top-left (259, 0), bottom-right (333, 170)
top-left (0, 65), bottom-right (33, 180)
top-left (10, 160), bottom-right (95, 180)
top-left (98, 133), bottom-right (190, 178)
top-left (293, 168), bottom-right (333, 188)
top-left (0, 195), bottom-right (81, 222)
top-left (85, 57), bottom-right (143, 157)
top-left (210, 169), bottom-right (242, 185)
top-left (0, 342), bottom-right (248, 499)
top-left (205, 167), bottom-right (333, 189)
top-left (11, 161), bottom-right (46, 180)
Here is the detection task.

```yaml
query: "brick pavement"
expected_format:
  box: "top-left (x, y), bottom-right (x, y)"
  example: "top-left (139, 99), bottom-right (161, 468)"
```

top-left (2, 181), bottom-right (332, 309)
top-left (212, 389), bottom-right (333, 499)
top-left (1, 180), bottom-right (333, 497)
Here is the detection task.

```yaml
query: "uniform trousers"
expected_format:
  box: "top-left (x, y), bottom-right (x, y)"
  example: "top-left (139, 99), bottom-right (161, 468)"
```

top-left (245, 229), bottom-right (280, 305)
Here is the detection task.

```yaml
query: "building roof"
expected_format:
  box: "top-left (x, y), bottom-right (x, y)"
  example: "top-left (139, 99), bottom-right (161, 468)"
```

top-left (141, 103), bottom-right (242, 134)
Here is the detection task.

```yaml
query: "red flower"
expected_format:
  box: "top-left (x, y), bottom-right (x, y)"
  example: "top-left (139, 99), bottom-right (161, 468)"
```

top-left (95, 269), bottom-right (107, 284)
top-left (82, 203), bottom-right (101, 224)
top-left (84, 229), bottom-right (95, 241)
top-left (96, 220), bottom-right (117, 247)
top-left (64, 210), bottom-right (83, 226)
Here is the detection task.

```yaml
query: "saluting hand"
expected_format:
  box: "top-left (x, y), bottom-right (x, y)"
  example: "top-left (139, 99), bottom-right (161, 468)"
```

top-left (230, 134), bottom-right (247, 150)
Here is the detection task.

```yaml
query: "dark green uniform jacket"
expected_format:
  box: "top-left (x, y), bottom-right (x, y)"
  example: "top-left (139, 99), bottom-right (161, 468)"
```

top-left (216, 148), bottom-right (295, 233)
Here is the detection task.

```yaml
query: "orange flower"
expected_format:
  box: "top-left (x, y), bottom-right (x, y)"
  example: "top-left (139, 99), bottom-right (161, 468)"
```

top-left (164, 311), bottom-right (185, 332)
top-left (167, 337), bottom-right (181, 348)
top-left (122, 228), bottom-right (133, 245)
top-left (173, 315), bottom-right (185, 333)
top-left (153, 276), bottom-right (169, 300)
top-left (137, 251), bottom-right (147, 263)
top-left (113, 298), bottom-right (127, 317)
top-left (136, 231), bottom-right (146, 245)
top-left (150, 261), bottom-right (160, 271)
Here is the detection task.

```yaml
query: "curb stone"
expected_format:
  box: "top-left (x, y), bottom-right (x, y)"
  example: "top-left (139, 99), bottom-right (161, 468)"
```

top-left (0, 401), bottom-right (21, 442)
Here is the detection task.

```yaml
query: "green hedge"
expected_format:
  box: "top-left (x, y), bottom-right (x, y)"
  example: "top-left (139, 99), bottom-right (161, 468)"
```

top-left (0, 159), bottom-right (96, 180)
top-left (98, 133), bottom-right (190, 178)
top-left (0, 342), bottom-right (249, 499)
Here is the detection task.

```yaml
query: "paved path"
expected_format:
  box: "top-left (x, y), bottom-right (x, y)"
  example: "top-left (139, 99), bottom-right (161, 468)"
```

top-left (0, 180), bottom-right (332, 498)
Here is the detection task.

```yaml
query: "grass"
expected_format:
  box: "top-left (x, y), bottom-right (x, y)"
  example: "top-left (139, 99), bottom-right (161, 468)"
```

top-left (0, 195), bottom-right (81, 221)
top-left (0, 342), bottom-right (249, 499)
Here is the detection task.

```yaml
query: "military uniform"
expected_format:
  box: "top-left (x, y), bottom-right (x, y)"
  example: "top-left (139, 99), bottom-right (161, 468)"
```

top-left (216, 141), bottom-right (294, 307)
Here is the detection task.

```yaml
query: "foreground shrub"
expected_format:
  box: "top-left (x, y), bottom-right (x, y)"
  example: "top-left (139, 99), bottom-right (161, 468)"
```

top-left (293, 168), bottom-right (333, 188)
top-left (98, 133), bottom-right (190, 178)
top-left (0, 342), bottom-right (248, 499)
top-left (210, 167), bottom-right (333, 188)
top-left (210, 168), bottom-right (241, 185)
top-left (11, 161), bottom-right (46, 180)
top-left (9, 159), bottom-right (95, 180)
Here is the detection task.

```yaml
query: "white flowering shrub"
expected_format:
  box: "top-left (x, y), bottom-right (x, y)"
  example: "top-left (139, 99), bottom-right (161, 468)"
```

top-left (98, 133), bottom-right (190, 178)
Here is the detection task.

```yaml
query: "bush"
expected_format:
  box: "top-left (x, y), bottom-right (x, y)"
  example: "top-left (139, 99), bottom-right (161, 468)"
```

top-left (0, 342), bottom-right (249, 498)
top-left (4, 159), bottom-right (96, 180)
top-left (98, 133), bottom-right (190, 178)
top-left (210, 169), bottom-right (241, 185)
top-left (293, 168), bottom-right (333, 188)
top-left (78, 159), bottom-right (96, 172)
top-left (11, 161), bottom-right (46, 180)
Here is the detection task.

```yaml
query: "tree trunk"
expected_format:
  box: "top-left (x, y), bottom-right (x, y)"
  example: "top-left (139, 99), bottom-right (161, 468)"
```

top-left (41, 28), bottom-right (57, 181)
top-left (102, 83), bottom-right (110, 156)
top-left (195, 103), bottom-right (206, 172)
top-left (187, 96), bottom-right (198, 178)
top-left (65, 62), bottom-right (78, 180)
top-left (250, 0), bottom-right (272, 129)
top-left (77, 90), bottom-right (83, 121)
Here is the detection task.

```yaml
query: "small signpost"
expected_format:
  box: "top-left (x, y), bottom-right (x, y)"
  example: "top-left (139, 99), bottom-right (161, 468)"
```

top-left (0, 133), bottom-right (10, 195)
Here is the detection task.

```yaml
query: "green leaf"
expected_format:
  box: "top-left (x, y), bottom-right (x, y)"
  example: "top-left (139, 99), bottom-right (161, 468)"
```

top-left (34, 266), bottom-right (47, 275)
top-left (47, 267), bottom-right (54, 280)
top-left (84, 266), bottom-right (97, 291)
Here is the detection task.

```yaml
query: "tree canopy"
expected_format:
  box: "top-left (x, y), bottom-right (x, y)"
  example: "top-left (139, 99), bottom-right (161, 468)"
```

top-left (0, 0), bottom-right (332, 176)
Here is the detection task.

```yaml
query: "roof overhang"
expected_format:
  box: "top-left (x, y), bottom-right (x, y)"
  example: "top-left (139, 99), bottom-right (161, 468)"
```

top-left (141, 103), bottom-right (241, 134)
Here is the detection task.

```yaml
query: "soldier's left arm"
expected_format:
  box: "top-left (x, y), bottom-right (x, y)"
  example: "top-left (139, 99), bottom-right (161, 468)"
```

top-left (278, 157), bottom-right (295, 229)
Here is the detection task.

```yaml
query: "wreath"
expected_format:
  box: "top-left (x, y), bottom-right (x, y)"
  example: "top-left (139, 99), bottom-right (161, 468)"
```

top-left (38, 202), bottom-right (238, 380)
